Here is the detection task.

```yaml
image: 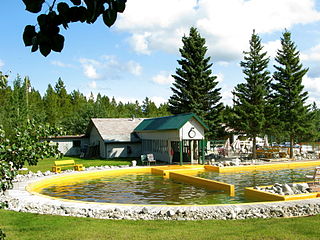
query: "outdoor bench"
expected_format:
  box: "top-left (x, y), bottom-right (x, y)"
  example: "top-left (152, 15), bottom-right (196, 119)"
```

top-left (51, 160), bottom-right (84, 173)
top-left (141, 154), bottom-right (156, 165)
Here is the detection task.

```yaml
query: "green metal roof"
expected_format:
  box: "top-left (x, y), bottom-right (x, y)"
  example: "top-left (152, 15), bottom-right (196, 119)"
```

top-left (134, 113), bottom-right (209, 131)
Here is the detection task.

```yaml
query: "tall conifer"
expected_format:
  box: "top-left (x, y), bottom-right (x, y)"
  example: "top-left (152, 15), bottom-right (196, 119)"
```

top-left (232, 30), bottom-right (271, 158)
top-left (168, 27), bottom-right (223, 138)
top-left (272, 30), bottom-right (311, 158)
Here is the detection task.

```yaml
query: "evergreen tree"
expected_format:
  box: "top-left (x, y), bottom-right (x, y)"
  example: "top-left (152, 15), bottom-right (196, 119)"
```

top-left (8, 75), bottom-right (29, 130)
top-left (232, 30), bottom-right (271, 158)
top-left (28, 87), bottom-right (46, 123)
top-left (43, 84), bottom-right (59, 126)
top-left (272, 30), bottom-right (311, 158)
top-left (0, 73), bottom-right (12, 132)
top-left (54, 78), bottom-right (71, 120)
top-left (168, 27), bottom-right (223, 139)
top-left (142, 97), bottom-right (158, 117)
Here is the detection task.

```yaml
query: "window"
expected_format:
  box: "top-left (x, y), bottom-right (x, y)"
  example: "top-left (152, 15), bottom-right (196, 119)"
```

top-left (73, 140), bottom-right (81, 147)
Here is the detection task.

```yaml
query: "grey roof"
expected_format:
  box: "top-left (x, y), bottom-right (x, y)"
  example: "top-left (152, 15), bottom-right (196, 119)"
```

top-left (89, 118), bottom-right (145, 143)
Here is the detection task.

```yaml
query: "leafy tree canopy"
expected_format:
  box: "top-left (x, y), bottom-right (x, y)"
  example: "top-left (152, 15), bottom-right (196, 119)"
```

top-left (22, 0), bottom-right (127, 56)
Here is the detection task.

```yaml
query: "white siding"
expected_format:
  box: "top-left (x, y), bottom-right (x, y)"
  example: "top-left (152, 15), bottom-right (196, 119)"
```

top-left (137, 130), bottom-right (179, 141)
top-left (137, 130), bottom-right (180, 163)
top-left (106, 143), bottom-right (141, 158)
top-left (90, 126), bottom-right (106, 158)
top-left (180, 119), bottom-right (205, 140)
top-left (49, 138), bottom-right (89, 156)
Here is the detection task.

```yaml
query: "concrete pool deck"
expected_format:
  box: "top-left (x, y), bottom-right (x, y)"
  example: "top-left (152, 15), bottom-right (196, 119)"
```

top-left (2, 161), bottom-right (320, 220)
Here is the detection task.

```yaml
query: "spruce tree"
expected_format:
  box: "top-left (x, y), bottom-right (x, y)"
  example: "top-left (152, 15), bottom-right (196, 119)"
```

top-left (232, 30), bottom-right (271, 159)
top-left (168, 27), bottom-right (223, 138)
top-left (272, 30), bottom-right (311, 158)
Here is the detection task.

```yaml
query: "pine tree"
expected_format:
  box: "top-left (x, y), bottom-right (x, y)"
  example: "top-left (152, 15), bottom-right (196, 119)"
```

top-left (233, 31), bottom-right (271, 158)
top-left (43, 84), bottom-right (59, 126)
top-left (272, 30), bottom-right (311, 158)
top-left (232, 30), bottom-right (271, 159)
top-left (54, 78), bottom-right (71, 120)
top-left (142, 97), bottom-right (158, 117)
top-left (168, 27), bottom-right (223, 138)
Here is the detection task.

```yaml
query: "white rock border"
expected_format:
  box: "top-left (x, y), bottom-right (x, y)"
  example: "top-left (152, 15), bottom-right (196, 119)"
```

top-left (2, 166), bottom-right (320, 220)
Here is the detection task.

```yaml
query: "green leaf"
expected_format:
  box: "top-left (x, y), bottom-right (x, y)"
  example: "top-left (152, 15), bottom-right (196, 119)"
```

top-left (22, 0), bottom-right (45, 13)
top-left (37, 14), bottom-right (48, 28)
top-left (69, 7), bottom-right (81, 22)
top-left (70, 0), bottom-right (81, 5)
top-left (77, 6), bottom-right (88, 23)
top-left (57, 2), bottom-right (70, 15)
top-left (103, 9), bottom-right (117, 27)
top-left (39, 43), bottom-right (51, 57)
top-left (51, 34), bottom-right (65, 52)
top-left (23, 25), bottom-right (36, 46)
top-left (114, 0), bottom-right (126, 13)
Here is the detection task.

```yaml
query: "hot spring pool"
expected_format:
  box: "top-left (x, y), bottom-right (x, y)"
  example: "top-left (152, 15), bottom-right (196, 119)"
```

top-left (39, 167), bottom-right (315, 205)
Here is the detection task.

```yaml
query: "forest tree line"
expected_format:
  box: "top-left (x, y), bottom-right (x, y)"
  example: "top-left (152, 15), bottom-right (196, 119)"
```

top-left (0, 76), bottom-right (170, 137)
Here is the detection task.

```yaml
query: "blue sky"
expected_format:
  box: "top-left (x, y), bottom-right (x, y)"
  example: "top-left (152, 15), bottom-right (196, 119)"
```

top-left (1, 0), bottom-right (320, 106)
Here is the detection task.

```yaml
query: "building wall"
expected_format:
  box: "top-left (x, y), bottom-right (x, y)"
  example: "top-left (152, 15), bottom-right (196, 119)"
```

top-left (136, 119), bottom-right (206, 163)
top-left (89, 126), bottom-right (106, 158)
top-left (137, 130), bottom-right (179, 163)
top-left (180, 119), bottom-right (205, 140)
top-left (49, 138), bottom-right (89, 156)
top-left (106, 142), bottom-right (141, 158)
top-left (137, 130), bottom-right (179, 141)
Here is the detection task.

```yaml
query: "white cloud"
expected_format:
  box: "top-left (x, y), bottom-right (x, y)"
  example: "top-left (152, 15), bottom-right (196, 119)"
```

top-left (114, 96), bottom-right (167, 107)
top-left (79, 56), bottom-right (142, 79)
top-left (117, 0), bottom-right (320, 61)
top-left (51, 60), bottom-right (74, 68)
top-left (88, 80), bottom-right (97, 89)
top-left (217, 61), bottom-right (230, 67)
top-left (127, 61), bottom-right (142, 76)
top-left (0, 59), bottom-right (4, 69)
top-left (301, 44), bottom-right (320, 62)
top-left (114, 96), bottom-right (139, 104)
top-left (150, 96), bottom-right (168, 107)
top-left (152, 72), bottom-right (174, 85)
top-left (131, 33), bottom-right (152, 55)
top-left (216, 73), bottom-right (224, 83)
top-left (303, 75), bottom-right (320, 106)
top-left (263, 40), bottom-right (281, 59)
top-left (80, 58), bottom-right (100, 79)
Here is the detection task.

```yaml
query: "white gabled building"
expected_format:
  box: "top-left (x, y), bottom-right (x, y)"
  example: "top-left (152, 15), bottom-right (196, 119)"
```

top-left (50, 113), bottom-right (208, 164)
top-left (134, 113), bottom-right (208, 164)
top-left (85, 118), bottom-right (144, 158)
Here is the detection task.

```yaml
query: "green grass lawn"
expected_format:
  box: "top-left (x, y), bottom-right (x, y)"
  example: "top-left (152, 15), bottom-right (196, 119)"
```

top-left (1, 210), bottom-right (320, 240)
top-left (21, 156), bottom-right (134, 173)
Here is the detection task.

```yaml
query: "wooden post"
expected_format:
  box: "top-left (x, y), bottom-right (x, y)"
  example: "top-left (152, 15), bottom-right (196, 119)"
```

top-left (179, 140), bottom-right (183, 166)
top-left (201, 139), bottom-right (205, 164)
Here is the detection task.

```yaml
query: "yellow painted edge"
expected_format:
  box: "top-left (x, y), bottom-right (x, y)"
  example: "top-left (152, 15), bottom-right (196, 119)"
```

top-left (28, 167), bottom-right (152, 192)
top-left (212, 160), bottom-right (320, 173)
top-left (244, 187), bottom-right (285, 201)
top-left (169, 172), bottom-right (235, 196)
top-left (26, 163), bottom-right (320, 207)
top-left (245, 183), bottom-right (320, 202)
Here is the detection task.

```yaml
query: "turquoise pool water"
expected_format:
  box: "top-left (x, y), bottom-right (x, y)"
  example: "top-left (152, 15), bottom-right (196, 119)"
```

top-left (40, 167), bottom-right (315, 205)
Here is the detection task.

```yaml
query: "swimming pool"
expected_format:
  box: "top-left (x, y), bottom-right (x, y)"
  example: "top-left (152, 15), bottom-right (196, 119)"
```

top-left (39, 167), bottom-right (315, 205)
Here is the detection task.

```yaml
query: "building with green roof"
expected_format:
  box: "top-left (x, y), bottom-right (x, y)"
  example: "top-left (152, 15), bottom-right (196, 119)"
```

top-left (51, 113), bottom-right (208, 164)
top-left (135, 113), bottom-right (208, 164)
